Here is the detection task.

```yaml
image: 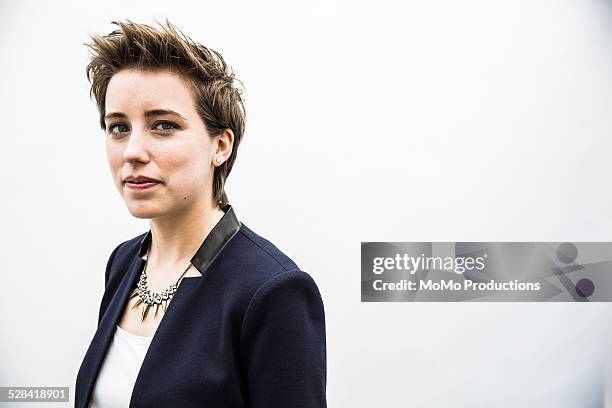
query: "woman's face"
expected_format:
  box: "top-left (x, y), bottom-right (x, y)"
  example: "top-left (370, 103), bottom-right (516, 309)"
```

top-left (104, 68), bottom-right (219, 219)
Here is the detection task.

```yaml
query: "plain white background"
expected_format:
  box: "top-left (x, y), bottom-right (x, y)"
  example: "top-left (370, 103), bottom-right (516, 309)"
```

top-left (2, 0), bottom-right (612, 406)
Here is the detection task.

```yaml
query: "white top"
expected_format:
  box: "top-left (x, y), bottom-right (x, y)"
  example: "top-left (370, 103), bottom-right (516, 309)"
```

top-left (88, 325), bottom-right (154, 408)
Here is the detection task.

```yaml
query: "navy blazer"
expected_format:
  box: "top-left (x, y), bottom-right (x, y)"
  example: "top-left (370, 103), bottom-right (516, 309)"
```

top-left (75, 204), bottom-right (327, 407)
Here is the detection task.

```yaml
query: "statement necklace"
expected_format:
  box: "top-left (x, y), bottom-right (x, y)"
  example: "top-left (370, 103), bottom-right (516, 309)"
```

top-left (129, 242), bottom-right (192, 322)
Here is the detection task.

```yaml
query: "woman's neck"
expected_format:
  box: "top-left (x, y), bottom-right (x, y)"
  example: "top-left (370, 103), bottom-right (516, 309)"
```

top-left (146, 198), bottom-right (226, 274)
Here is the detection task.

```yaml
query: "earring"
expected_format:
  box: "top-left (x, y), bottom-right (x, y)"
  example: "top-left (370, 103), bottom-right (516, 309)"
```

top-left (216, 156), bottom-right (223, 164)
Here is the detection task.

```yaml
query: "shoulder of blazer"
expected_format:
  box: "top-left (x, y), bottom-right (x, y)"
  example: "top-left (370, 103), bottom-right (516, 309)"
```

top-left (236, 224), bottom-right (300, 271)
top-left (104, 232), bottom-right (148, 288)
top-left (229, 223), bottom-right (323, 292)
top-left (224, 223), bottom-right (326, 315)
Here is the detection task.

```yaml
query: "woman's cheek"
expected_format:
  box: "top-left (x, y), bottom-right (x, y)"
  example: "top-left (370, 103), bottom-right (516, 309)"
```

top-left (106, 148), bottom-right (123, 188)
top-left (174, 166), bottom-right (207, 199)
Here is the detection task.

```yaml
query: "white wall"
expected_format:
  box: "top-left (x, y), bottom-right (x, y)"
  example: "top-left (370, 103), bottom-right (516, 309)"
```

top-left (2, 0), bottom-right (612, 406)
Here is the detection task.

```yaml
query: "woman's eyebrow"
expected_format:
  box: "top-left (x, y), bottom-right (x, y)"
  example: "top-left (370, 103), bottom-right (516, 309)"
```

top-left (104, 112), bottom-right (127, 120)
top-left (104, 110), bottom-right (188, 121)
top-left (144, 109), bottom-right (188, 120)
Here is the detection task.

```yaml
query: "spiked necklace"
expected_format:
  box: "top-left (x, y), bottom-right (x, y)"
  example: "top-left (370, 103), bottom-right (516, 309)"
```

top-left (129, 242), bottom-right (192, 322)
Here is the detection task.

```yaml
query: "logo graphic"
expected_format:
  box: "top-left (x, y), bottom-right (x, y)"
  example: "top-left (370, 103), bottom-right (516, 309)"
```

top-left (361, 242), bottom-right (612, 302)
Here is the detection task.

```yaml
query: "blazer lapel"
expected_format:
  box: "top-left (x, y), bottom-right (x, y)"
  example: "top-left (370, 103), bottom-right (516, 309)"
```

top-left (79, 255), bottom-right (144, 408)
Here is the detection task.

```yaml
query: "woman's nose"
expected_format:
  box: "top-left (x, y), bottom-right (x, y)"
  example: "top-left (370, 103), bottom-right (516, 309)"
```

top-left (122, 126), bottom-right (150, 163)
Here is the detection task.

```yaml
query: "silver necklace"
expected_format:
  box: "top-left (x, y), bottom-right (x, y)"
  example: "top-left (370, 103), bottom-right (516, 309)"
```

top-left (129, 242), bottom-right (192, 322)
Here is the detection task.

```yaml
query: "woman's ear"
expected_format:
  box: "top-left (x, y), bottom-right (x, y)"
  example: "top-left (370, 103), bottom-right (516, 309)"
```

top-left (213, 128), bottom-right (234, 166)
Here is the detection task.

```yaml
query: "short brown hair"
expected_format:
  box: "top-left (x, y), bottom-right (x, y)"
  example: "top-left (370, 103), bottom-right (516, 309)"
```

top-left (85, 19), bottom-right (246, 206)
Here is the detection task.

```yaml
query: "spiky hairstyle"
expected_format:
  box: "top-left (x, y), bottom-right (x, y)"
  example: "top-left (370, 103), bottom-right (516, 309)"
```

top-left (85, 19), bottom-right (245, 206)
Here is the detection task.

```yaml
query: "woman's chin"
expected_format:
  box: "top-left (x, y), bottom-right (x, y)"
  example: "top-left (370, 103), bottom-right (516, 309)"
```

top-left (125, 202), bottom-right (167, 219)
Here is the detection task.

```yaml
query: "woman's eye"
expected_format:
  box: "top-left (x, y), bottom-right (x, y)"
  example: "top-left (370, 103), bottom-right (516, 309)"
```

top-left (154, 121), bottom-right (179, 132)
top-left (109, 124), bottom-right (129, 134)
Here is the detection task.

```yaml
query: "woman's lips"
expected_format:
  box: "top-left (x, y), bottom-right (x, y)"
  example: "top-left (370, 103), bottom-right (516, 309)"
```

top-left (125, 181), bottom-right (161, 190)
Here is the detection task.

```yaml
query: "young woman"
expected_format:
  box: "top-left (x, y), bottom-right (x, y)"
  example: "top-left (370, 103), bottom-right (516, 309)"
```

top-left (74, 20), bottom-right (327, 408)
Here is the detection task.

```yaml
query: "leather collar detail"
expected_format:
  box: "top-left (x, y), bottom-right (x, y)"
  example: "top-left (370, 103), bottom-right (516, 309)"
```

top-left (137, 203), bottom-right (242, 275)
